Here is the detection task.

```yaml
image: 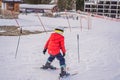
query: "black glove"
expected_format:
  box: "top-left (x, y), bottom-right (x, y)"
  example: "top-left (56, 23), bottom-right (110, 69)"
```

top-left (63, 53), bottom-right (65, 57)
top-left (43, 49), bottom-right (47, 55)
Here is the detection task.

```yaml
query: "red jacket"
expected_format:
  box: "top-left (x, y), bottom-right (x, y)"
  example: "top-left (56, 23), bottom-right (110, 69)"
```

top-left (44, 33), bottom-right (66, 56)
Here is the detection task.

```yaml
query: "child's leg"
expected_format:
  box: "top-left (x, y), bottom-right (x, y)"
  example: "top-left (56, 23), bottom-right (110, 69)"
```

top-left (56, 53), bottom-right (66, 67)
top-left (47, 55), bottom-right (55, 63)
top-left (43, 55), bottom-right (55, 68)
top-left (56, 53), bottom-right (70, 77)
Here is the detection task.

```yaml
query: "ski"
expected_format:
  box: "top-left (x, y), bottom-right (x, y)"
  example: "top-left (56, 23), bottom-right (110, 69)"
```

top-left (58, 72), bottom-right (78, 80)
top-left (40, 65), bottom-right (59, 70)
top-left (40, 66), bottom-right (70, 71)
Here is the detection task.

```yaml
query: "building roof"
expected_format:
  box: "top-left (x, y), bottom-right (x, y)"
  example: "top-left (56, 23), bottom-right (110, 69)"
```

top-left (20, 4), bottom-right (57, 10)
top-left (2, 0), bottom-right (22, 3)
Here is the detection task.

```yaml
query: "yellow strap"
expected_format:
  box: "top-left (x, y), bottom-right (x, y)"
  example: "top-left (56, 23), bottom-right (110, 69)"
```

top-left (54, 30), bottom-right (63, 34)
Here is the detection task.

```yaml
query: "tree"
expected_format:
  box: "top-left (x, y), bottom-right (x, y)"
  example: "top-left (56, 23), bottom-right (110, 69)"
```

top-left (76, 0), bottom-right (84, 11)
top-left (23, 0), bottom-right (40, 4)
top-left (23, 0), bottom-right (85, 11)
top-left (41, 0), bottom-right (51, 4)
top-left (57, 0), bottom-right (67, 11)
top-left (57, 0), bottom-right (75, 11)
top-left (66, 0), bottom-right (73, 10)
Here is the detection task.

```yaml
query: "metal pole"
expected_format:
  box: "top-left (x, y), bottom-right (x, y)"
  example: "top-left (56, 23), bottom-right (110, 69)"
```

top-left (80, 17), bottom-right (82, 32)
top-left (65, 10), bottom-right (71, 32)
top-left (15, 28), bottom-right (22, 59)
top-left (88, 13), bottom-right (91, 30)
top-left (11, 11), bottom-right (22, 59)
top-left (77, 34), bottom-right (80, 63)
top-left (36, 13), bottom-right (47, 33)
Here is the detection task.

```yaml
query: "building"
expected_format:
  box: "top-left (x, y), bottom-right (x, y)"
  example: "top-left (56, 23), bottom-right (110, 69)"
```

top-left (0, 0), bottom-right (23, 19)
top-left (84, 0), bottom-right (120, 19)
top-left (0, 0), bottom-right (2, 8)
top-left (1, 0), bottom-right (22, 12)
top-left (20, 4), bottom-right (58, 13)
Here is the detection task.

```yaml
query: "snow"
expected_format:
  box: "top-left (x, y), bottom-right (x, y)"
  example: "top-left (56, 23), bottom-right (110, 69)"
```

top-left (0, 13), bottom-right (120, 80)
top-left (20, 4), bottom-right (56, 10)
top-left (0, 30), bottom-right (6, 32)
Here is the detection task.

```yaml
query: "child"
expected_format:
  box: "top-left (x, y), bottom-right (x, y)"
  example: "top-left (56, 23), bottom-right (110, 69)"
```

top-left (42, 27), bottom-right (69, 77)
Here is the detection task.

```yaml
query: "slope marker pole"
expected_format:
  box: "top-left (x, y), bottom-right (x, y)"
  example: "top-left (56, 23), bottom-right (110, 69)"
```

top-left (36, 13), bottom-right (47, 33)
top-left (77, 34), bottom-right (80, 63)
top-left (11, 11), bottom-right (22, 59)
top-left (65, 10), bottom-right (71, 32)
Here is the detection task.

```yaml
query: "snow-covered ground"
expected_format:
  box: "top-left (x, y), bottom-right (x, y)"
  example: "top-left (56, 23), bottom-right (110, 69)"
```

top-left (0, 13), bottom-right (120, 80)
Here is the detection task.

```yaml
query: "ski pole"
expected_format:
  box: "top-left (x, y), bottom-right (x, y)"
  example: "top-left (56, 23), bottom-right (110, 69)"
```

top-left (77, 34), bottom-right (80, 63)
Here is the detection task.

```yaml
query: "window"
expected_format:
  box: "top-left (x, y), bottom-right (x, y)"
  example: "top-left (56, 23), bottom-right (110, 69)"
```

top-left (104, 6), bottom-right (109, 9)
top-left (111, 6), bottom-right (117, 9)
top-left (111, 1), bottom-right (117, 4)
top-left (105, 1), bottom-right (110, 4)
top-left (85, 9), bottom-right (90, 12)
top-left (98, 5), bottom-right (103, 8)
top-left (118, 6), bottom-right (120, 9)
top-left (98, 10), bottom-right (103, 12)
top-left (104, 10), bottom-right (109, 13)
top-left (118, 10), bottom-right (120, 14)
top-left (111, 10), bottom-right (116, 13)
top-left (92, 5), bottom-right (97, 8)
top-left (110, 15), bottom-right (116, 18)
top-left (7, 3), bottom-right (14, 10)
top-left (85, 5), bottom-right (90, 8)
top-left (99, 1), bottom-right (104, 4)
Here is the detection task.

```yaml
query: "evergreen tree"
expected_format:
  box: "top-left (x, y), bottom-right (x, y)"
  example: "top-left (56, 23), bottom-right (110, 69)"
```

top-left (57, 0), bottom-right (67, 11)
top-left (23, 0), bottom-right (40, 4)
top-left (57, 0), bottom-right (74, 11)
top-left (41, 0), bottom-right (51, 4)
top-left (76, 0), bottom-right (84, 11)
top-left (66, 0), bottom-right (73, 10)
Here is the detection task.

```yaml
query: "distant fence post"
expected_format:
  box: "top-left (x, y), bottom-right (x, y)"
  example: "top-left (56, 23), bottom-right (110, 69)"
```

top-left (80, 16), bottom-right (82, 32)
top-left (65, 10), bottom-right (71, 32)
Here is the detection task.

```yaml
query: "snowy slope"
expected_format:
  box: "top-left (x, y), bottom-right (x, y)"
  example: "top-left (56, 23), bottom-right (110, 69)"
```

top-left (0, 13), bottom-right (120, 80)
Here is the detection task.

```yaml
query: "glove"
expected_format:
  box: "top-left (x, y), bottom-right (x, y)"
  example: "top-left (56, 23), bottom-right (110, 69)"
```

top-left (43, 49), bottom-right (47, 55)
top-left (63, 53), bottom-right (66, 57)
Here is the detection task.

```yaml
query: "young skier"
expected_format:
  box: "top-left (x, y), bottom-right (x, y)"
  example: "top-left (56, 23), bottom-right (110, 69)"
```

top-left (42, 27), bottom-right (69, 77)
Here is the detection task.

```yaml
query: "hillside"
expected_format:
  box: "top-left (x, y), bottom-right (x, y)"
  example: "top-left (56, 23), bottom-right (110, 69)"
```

top-left (0, 13), bottom-right (120, 80)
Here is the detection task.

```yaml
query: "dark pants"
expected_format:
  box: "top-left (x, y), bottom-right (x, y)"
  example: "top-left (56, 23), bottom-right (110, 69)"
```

top-left (47, 53), bottom-right (65, 67)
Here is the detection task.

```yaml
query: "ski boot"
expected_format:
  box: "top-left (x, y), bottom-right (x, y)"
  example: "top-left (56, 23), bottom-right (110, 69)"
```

top-left (59, 67), bottom-right (70, 78)
top-left (41, 62), bottom-right (57, 70)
